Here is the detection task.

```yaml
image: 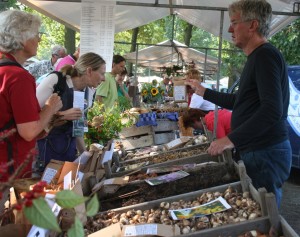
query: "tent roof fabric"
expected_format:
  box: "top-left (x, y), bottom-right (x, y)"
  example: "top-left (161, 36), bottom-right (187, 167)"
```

top-left (18, 0), bottom-right (300, 74)
top-left (18, 0), bottom-right (300, 41)
top-left (124, 39), bottom-right (219, 75)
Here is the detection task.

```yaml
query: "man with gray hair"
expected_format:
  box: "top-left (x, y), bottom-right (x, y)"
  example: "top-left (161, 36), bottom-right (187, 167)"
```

top-left (186, 0), bottom-right (291, 207)
top-left (26, 44), bottom-right (67, 80)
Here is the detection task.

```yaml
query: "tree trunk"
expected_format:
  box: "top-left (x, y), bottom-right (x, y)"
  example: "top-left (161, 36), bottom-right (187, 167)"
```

top-left (64, 27), bottom-right (76, 55)
top-left (128, 27), bottom-right (139, 74)
top-left (184, 23), bottom-right (193, 47)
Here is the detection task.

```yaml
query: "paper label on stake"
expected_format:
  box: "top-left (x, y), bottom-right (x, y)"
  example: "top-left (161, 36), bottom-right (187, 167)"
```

top-left (41, 168), bottom-right (57, 184)
top-left (64, 171), bottom-right (72, 190)
top-left (101, 141), bottom-right (115, 165)
top-left (169, 196), bottom-right (231, 220)
top-left (123, 224), bottom-right (158, 236)
top-left (145, 170), bottom-right (190, 186)
top-left (73, 91), bottom-right (85, 137)
top-left (174, 85), bottom-right (186, 101)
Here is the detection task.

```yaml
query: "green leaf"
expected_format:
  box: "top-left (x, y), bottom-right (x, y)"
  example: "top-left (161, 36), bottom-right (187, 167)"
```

top-left (86, 194), bottom-right (99, 217)
top-left (24, 197), bottom-right (61, 232)
top-left (67, 216), bottom-right (84, 237)
top-left (55, 190), bottom-right (88, 208)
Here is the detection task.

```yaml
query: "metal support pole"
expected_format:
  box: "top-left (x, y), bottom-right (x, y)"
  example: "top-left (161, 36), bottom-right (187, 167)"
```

top-left (212, 10), bottom-right (224, 141)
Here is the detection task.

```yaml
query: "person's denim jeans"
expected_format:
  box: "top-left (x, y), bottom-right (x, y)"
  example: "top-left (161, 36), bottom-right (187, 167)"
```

top-left (240, 140), bottom-right (292, 207)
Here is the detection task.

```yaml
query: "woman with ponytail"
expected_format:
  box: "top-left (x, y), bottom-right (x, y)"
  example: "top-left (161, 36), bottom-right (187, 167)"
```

top-left (36, 52), bottom-right (106, 167)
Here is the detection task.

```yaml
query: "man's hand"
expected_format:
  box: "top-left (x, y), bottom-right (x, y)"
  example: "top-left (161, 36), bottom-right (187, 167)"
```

top-left (207, 136), bottom-right (234, 156)
top-left (185, 79), bottom-right (206, 96)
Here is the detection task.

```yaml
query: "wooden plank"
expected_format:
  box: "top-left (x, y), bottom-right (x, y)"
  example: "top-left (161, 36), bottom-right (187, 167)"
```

top-left (152, 119), bottom-right (178, 132)
top-left (257, 187), bottom-right (268, 216)
top-left (120, 134), bottom-right (154, 150)
top-left (237, 160), bottom-right (251, 192)
top-left (119, 125), bottom-right (152, 139)
top-left (153, 132), bottom-right (175, 145)
top-left (118, 143), bottom-right (210, 166)
top-left (110, 153), bottom-right (221, 177)
top-left (265, 193), bottom-right (281, 236)
top-left (101, 181), bottom-right (242, 212)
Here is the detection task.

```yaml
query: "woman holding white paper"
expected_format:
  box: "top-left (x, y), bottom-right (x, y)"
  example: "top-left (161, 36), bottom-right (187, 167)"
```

top-left (36, 52), bottom-right (106, 168)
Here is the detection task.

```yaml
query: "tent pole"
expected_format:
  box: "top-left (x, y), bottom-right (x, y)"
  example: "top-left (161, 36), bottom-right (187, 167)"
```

top-left (133, 44), bottom-right (139, 107)
top-left (204, 49), bottom-right (208, 81)
top-left (212, 10), bottom-right (225, 141)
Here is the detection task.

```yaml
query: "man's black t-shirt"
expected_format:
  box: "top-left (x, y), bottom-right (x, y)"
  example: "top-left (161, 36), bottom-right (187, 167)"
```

top-left (204, 43), bottom-right (289, 152)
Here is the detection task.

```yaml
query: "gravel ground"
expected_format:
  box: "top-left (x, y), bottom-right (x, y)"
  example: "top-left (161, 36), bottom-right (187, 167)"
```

top-left (279, 167), bottom-right (300, 235)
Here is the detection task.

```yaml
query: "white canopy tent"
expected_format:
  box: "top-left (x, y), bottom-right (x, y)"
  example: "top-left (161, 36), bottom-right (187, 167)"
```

top-left (18, 0), bottom-right (300, 42)
top-left (124, 39), bottom-right (219, 76)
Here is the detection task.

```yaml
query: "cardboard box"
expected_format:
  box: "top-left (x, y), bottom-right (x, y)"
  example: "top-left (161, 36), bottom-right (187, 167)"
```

top-left (164, 137), bottom-right (192, 150)
top-left (57, 162), bottom-right (81, 184)
top-left (121, 224), bottom-right (180, 237)
top-left (41, 160), bottom-right (81, 185)
top-left (88, 223), bottom-right (180, 237)
top-left (173, 79), bottom-right (187, 102)
top-left (88, 223), bottom-right (122, 237)
top-left (41, 159), bottom-right (65, 184)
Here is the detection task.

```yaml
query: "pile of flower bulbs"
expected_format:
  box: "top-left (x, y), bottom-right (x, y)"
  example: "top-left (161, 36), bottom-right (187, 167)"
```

top-left (85, 186), bottom-right (262, 235)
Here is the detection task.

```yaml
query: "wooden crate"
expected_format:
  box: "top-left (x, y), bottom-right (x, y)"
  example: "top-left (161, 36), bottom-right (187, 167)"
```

top-left (174, 215), bottom-right (299, 237)
top-left (98, 161), bottom-right (240, 211)
top-left (153, 132), bottom-right (175, 145)
top-left (119, 125), bottom-right (152, 139)
top-left (119, 134), bottom-right (154, 151)
top-left (90, 180), bottom-right (286, 236)
top-left (171, 193), bottom-right (299, 237)
top-left (104, 149), bottom-right (227, 178)
top-left (152, 119), bottom-right (178, 132)
top-left (118, 143), bottom-right (211, 166)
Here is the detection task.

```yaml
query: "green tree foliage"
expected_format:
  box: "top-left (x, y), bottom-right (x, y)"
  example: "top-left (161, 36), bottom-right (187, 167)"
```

top-left (2, 1), bottom-right (77, 60)
top-left (114, 17), bottom-right (168, 55)
top-left (270, 18), bottom-right (300, 65)
top-left (24, 6), bottom-right (66, 59)
top-left (0, 0), bottom-right (19, 11)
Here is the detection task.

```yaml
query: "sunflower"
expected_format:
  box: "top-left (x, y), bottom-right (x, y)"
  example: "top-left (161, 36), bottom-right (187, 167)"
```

top-left (151, 87), bottom-right (159, 96)
top-left (142, 89), bottom-right (148, 96)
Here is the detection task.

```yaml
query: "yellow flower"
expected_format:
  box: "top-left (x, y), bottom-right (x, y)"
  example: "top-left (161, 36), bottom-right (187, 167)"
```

top-left (142, 89), bottom-right (148, 96)
top-left (151, 87), bottom-right (159, 96)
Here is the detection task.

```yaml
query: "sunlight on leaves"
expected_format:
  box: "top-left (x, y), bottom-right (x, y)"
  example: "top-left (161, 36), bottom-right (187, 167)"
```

top-left (86, 194), bottom-right (99, 217)
top-left (67, 216), bottom-right (84, 237)
top-left (24, 197), bottom-right (61, 232)
top-left (55, 190), bottom-right (88, 208)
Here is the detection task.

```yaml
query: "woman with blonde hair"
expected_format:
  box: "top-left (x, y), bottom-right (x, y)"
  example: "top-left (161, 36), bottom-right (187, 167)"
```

top-left (36, 52), bottom-right (106, 166)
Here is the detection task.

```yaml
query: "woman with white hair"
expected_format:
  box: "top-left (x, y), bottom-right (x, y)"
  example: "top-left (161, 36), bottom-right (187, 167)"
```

top-left (0, 10), bottom-right (62, 181)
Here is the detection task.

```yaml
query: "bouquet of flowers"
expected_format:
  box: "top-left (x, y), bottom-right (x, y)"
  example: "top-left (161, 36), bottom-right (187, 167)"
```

top-left (85, 102), bottom-right (136, 146)
top-left (141, 79), bottom-right (164, 104)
